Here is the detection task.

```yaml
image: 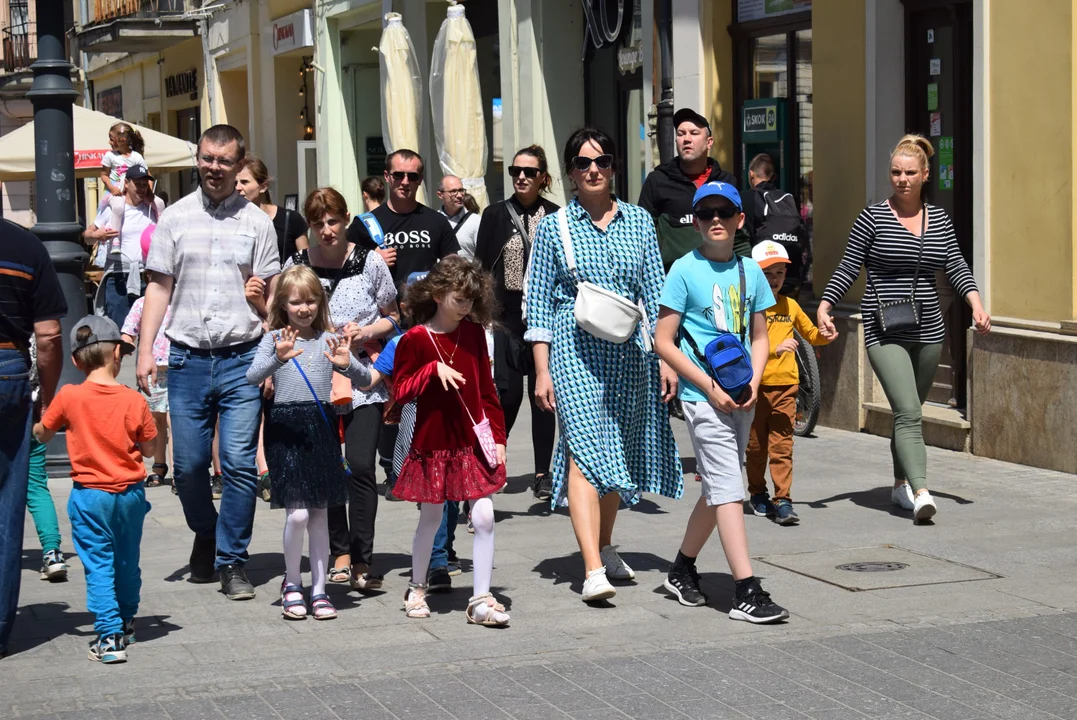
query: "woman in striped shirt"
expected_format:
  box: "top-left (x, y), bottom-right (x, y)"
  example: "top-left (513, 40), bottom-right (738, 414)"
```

top-left (817, 134), bottom-right (990, 523)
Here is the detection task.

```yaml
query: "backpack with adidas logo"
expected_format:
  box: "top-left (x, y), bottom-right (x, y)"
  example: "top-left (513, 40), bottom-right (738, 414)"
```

top-left (752, 189), bottom-right (805, 254)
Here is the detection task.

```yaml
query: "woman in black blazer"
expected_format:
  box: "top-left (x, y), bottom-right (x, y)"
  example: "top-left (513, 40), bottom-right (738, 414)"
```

top-left (474, 145), bottom-right (560, 501)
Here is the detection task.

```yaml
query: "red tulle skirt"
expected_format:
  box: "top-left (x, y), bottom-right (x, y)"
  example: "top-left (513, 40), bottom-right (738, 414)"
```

top-left (393, 447), bottom-right (507, 503)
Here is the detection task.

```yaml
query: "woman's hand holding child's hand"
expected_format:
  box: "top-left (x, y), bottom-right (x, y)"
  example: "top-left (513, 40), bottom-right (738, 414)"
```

top-left (274, 327), bottom-right (304, 362)
top-left (324, 334), bottom-right (352, 368)
top-left (436, 362), bottom-right (465, 391)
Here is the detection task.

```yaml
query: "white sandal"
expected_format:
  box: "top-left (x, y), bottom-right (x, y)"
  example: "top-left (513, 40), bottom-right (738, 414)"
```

top-left (466, 593), bottom-right (510, 627)
top-left (403, 584), bottom-right (430, 619)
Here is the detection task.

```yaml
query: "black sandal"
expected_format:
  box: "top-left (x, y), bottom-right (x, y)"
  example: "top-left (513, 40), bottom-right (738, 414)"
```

top-left (147, 463), bottom-right (168, 488)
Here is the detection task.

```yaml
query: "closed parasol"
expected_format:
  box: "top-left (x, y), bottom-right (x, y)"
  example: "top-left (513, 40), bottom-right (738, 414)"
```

top-left (429, 3), bottom-right (488, 210)
top-left (378, 12), bottom-right (427, 205)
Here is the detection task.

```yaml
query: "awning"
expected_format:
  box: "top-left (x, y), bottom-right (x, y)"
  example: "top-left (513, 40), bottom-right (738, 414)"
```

top-left (75, 17), bottom-right (199, 54)
top-left (0, 105), bottom-right (197, 181)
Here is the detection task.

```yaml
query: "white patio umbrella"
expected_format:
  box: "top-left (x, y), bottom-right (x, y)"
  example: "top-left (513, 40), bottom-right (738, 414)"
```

top-left (429, 3), bottom-right (488, 210)
top-left (0, 105), bottom-right (197, 181)
top-left (378, 12), bottom-right (427, 205)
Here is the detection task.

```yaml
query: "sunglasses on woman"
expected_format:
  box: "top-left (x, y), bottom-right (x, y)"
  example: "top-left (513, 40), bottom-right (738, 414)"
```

top-left (570, 154), bottom-right (614, 172)
top-left (390, 171), bottom-right (422, 183)
top-left (508, 165), bottom-right (542, 179)
top-left (694, 206), bottom-right (740, 221)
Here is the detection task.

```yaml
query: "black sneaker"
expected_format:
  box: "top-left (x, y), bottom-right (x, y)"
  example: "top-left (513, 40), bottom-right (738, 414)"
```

top-left (773, 499), bottom-right (799, 526)
top-left (219, 564), bottom-right (256, 600)
top-left (532, 473), bottom-right (553, 501)
top-left (189, 534), bottom-right (216, 583)
top-left (730, 582), bottom-right (789, 624)
top-left (123, 618), bottom-right (136, 644)
top-left (427, 566), bottom-right (452, 593)
top-left (384, 474), bottom-right (402, 502)
top-left (663, 565), bottom-right (708, 607)
top-left (210, 474), bottom-right (224, 500)
top-left (87, 632), bottom-right (127, 664)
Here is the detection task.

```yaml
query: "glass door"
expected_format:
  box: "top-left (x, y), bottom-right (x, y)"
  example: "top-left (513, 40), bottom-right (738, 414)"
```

top-left (905, 2), bottom-right (973, 409)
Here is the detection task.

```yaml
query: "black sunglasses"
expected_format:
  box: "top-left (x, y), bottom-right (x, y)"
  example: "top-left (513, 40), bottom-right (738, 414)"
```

top-left (508, 165), bottom-right (542, 179)
top-left (390, 171), bottom-right (422, 183)
top-left (570, 154), bottom-right (614, 172)
top-left (694, 206), bottom-right (740, 221)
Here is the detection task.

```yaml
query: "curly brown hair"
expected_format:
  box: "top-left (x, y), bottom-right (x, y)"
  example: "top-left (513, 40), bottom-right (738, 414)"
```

top-left (403, 255), bottom-right (499, 327)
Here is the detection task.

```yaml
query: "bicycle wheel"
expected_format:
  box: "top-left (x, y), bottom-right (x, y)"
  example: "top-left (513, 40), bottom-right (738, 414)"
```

top-left (793, 329), bottom-right (821, 437)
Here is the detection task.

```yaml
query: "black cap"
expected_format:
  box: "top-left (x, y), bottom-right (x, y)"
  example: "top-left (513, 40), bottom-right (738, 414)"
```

top-left (125, 165), bottom-right (154, 182)
top-left (673, 108), bottom-right (710, 132)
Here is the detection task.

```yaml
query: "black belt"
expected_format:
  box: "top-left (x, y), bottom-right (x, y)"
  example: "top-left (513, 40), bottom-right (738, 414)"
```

top-left (173, 338), bottom-right (260, 357)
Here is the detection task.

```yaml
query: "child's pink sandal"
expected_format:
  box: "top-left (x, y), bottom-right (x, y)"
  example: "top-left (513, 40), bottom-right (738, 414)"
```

top-left (310, 593), bottom-right (337, 621)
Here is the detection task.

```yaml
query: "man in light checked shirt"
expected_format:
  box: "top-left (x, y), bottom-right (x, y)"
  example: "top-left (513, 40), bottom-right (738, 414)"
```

top-left (137, 125), bottom-right (280, 601)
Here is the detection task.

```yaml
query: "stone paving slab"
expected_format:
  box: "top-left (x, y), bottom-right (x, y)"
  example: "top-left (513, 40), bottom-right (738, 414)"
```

top-left (5, 390), bottom-right (1077, 718)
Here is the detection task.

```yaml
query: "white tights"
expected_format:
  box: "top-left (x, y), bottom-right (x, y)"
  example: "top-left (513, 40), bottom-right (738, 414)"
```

top-left (411, 496), bottom-right (496, 600)
top-left (283, 507), bottom-right (329, 596)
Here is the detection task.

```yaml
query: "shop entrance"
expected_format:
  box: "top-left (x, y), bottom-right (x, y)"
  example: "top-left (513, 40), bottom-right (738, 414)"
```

top-left (904, 0), bottom-right (973, 409)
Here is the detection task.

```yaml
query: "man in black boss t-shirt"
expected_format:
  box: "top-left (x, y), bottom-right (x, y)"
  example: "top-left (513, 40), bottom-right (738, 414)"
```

top-left (347, 149), bottom-right (459, 286)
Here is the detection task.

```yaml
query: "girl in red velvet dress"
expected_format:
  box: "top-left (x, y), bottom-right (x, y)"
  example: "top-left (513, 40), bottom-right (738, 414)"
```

top-left (391, 256), bottom-right (510, 626)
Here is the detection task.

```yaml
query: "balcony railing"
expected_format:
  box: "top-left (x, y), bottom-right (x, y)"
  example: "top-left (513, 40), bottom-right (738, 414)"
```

top-left (1, 22), bottom-right (35, 73)
top-left (92, 0), bottom-right (189, 23)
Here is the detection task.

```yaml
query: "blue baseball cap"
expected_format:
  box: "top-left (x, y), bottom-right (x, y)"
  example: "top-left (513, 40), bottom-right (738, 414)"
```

top-left (405, 271), bottom-right (428, 286)
top-left (692, 181), bottom-right (742, 211)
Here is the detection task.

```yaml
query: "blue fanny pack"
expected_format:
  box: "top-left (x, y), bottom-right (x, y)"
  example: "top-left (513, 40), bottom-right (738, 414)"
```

top-left (681, 258), bottom-right (754, 401)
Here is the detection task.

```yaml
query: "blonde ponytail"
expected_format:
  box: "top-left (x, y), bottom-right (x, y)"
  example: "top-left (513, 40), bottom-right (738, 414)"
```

top-left (891, 134), bottom-right (934, 169)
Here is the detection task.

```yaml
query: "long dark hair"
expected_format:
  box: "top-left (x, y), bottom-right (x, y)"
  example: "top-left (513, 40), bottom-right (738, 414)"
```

top-left (404, 256), bottom-right (498, 327)
top-left (110, 122), bottom-right (145, 155)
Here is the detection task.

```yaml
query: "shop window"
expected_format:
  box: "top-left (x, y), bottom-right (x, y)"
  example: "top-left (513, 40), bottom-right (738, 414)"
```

top-left (752, 34), bottom-right (787, 99)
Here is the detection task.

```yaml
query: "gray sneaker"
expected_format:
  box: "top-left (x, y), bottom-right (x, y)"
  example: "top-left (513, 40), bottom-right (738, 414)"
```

top-left (219, 564), bottom-right (256, 600)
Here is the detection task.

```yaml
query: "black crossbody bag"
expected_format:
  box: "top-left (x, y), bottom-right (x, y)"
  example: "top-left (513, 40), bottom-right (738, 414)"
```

top-left (869, 205), bottom-right (925, 335)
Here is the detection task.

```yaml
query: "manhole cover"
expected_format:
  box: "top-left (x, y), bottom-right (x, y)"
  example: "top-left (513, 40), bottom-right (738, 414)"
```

top-left (837, 561), bottom-right (909, 573)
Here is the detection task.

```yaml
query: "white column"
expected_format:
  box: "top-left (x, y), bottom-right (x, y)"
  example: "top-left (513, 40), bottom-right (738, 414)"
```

top-left (671, 0), bottom-right (704, 113)
top-left (865, 0), bottom-right (905, 205)
top-left (972, 0), bottom-right (990, 308)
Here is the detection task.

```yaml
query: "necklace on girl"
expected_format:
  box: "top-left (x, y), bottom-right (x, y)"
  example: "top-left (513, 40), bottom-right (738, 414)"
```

top-left (427, 324), bottom-right (461, 365)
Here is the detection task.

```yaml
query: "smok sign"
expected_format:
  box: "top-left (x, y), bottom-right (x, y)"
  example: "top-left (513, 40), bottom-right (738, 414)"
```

top-left (270, 9), bottom-right (314, 56)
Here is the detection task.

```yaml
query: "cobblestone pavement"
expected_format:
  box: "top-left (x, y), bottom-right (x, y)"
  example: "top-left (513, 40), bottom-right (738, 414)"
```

top-left (6, 394), bottom-right (1076, 719)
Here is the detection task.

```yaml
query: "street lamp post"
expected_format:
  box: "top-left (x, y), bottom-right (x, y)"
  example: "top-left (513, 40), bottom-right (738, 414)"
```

top-left (656, 0), bottom-right (675, 164)
top-left (28, 0), bottom-right (85, 472)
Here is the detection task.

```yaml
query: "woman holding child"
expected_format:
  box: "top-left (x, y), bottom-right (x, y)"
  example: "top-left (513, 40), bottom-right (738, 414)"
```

top-left (817, 134), bottom-right (990, 524)
top-left (525, 128), bottom-right (682, 604)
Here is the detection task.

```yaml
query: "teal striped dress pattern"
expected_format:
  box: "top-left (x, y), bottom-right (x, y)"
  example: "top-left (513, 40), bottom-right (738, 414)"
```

top-left (524, 198), bottom-right (683, 507)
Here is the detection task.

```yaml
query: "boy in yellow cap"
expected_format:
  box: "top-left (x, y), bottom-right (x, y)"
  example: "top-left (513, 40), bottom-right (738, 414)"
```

top-left (746, 241), bottom-right (830, 525)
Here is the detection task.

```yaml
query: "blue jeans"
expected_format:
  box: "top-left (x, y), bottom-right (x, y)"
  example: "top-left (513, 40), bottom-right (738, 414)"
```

top-left (103, 271), bottom-right (141, 330)
top-left (0, 349), bottom-right (31, 654)
top-left (430, 501), bottom-right (460, 570)
top-left (167, 341), bottom-right (262, 569)
top-left (68, 483), bottom-right (147, 636)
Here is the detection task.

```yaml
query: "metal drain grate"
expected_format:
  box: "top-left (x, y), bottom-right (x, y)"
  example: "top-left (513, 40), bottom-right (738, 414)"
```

top-left (837, 561), bottom-right (909, 573)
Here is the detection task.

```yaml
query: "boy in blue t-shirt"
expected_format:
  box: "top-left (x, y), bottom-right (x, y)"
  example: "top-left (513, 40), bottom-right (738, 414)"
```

top-left (655, 181), bottom-right (789, 624)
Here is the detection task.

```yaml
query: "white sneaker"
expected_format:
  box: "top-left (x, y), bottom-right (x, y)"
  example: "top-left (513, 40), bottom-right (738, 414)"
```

top-left (913, 491), bottom-right (937, 522)
top-left (600, 544), bottom-right (635, 581)
top-left (891, 482), bottom-right (915, 511)
top-left (581, 568), bottom-right (616, 602)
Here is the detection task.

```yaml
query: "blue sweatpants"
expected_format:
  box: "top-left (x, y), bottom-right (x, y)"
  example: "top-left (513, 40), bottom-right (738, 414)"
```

top-left (67, 482), bottom-right (147, 637)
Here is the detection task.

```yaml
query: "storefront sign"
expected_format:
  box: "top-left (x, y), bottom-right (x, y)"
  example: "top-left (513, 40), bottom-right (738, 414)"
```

top-left (165, 69), bottom-right (198, 99)
top-left (617, 44), bottom-right (643, 74)
top-left (744, 104), bottom-right (778, 134)
top-left (737, 0), bottom-right (811, 23)
top-left (366, 136), bottom-right (387, 177)
top-left (96, 86), bottom-right (123, 118)
top-left (270, 9), bottom-right (314, 55)
top-left (583, 0), bottom-right (631, 51)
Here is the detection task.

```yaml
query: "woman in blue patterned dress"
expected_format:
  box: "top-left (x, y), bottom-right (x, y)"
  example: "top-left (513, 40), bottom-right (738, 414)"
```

top-left (525, 128), bottom-right (683, 603)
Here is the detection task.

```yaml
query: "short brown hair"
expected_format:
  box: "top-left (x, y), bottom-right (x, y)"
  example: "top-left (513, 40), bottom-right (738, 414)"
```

top-left (386, 148), bottom-right (425, 175)
top-left (361, 176), bottom-right (386, 203)
top-left (403, 256), bottom-right (498, 327)
top-left (199, 124), bottom-right (246, 162)
top-left (72, 325), bottom-right (115, 370)
top-left (267, 265), bottom-right (332, 333)
top-left (749, 153), bottom-right (775, 180)
top-left (303, 187), bottom-right (349, 225)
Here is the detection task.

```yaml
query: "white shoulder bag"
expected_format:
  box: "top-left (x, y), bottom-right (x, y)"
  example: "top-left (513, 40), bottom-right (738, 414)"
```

top-left (557, 209), bottom-right (652, 351)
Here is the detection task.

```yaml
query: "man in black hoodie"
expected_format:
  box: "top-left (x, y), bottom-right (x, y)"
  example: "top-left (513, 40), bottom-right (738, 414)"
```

top-left (638, 108), bottom-right (751, 273)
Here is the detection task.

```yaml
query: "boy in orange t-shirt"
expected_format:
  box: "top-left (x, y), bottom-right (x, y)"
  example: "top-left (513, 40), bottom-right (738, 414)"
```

top-left (745, 242), bottom-right (830, 526)
top-left (33, 316), bottom-right (157, 664)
